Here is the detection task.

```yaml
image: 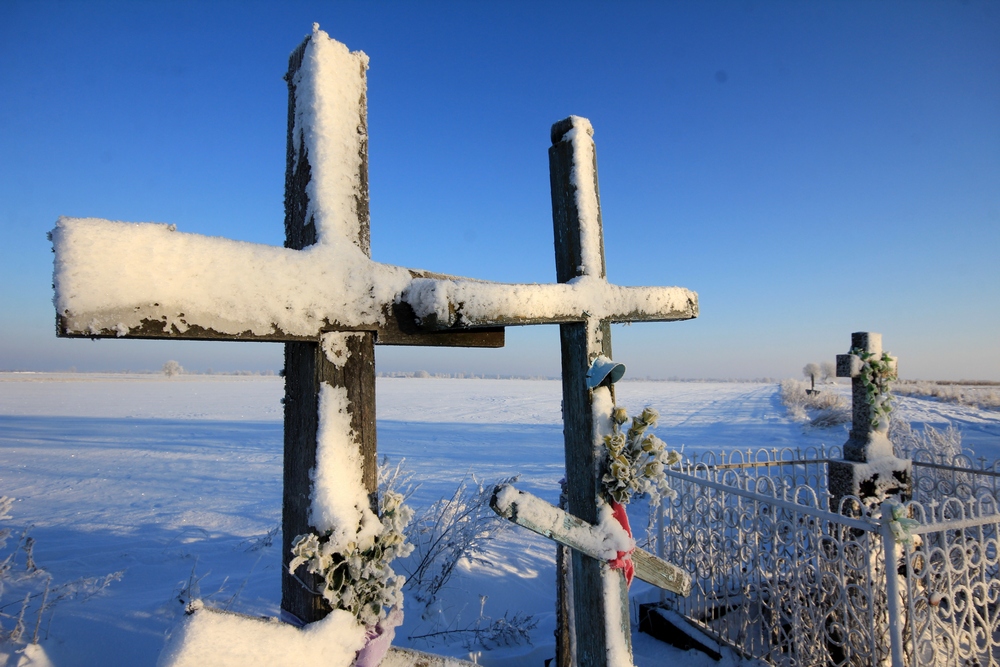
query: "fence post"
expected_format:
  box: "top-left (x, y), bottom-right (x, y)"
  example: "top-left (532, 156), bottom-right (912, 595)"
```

top-left (656, 501), bottom-right (666, 606)
top-left (879, 502), bottom-right (907, 667)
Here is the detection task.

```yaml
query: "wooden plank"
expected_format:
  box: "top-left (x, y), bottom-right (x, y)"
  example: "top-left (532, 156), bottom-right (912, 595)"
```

top-left (267, 25), bottom-right (319, 630)
top-left (490, 485), bottom-right (691, 596)
top-left (402, 283), bottom-right (698, 331)
top-left (555, 542), bottom-right (573, 667)
top-left (280, 35), bottom-right (378, 625)
top-left (549, 116), bottom-right (626, 666)
top-left (632, 549), bottom-right (692, 597)
top-left (56, 312), bottom-right (504, 348)
top-left (281, 340), bottom-right (332, 623)
top-left (381, 646), bottom-right (479, 666)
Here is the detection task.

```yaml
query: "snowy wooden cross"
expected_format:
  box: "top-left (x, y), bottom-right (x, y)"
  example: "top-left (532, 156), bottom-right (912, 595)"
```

top-left (51, 27), bottom-right (504, 630)
top-left (829, 332), bottom-right (911, 510)
top-left (407, 116), bottom-right (698, 666)
top-left (50, 25), bottom-right (698, 667)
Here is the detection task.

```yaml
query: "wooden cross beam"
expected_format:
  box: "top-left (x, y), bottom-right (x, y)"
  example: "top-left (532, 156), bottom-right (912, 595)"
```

top-left (490, 484), bottom-right (692, 596)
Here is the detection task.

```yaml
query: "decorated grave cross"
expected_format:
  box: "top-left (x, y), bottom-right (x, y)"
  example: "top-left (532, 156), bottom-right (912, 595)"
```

top-left (51, 25), bottom-right (698, 667)
top-left (829, 332), bottom-right (911, 510)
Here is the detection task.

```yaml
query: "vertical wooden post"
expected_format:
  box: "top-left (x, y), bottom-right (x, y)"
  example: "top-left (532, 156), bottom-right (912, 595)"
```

top-left (549, 117), bottom-right (631, 666)
top-left (555, 487), bottom-right (573, 667)
top-left (280, 36), bottom-right (378, 624)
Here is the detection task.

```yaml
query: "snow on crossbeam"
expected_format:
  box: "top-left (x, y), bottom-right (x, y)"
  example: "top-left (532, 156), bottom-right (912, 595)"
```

top-left (491, 484), bottom-right (692, 596)
top-left (51, 217), bottom-right (502, 347)
top-left (403, 277), bottom-right (697, 329)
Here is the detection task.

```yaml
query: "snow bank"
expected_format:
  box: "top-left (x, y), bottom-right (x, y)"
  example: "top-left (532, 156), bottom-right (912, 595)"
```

top-left (0, 643), bottom-right (54, 667)
top-left (157, 607), bottom-right (366, 667)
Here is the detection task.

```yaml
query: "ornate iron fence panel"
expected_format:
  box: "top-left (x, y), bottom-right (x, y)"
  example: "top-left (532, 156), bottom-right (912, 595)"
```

top-left (898, 496), bottom-right (1000, 666)
top-left (655, 448), bottom-right (1000, 667)
top-left (905, 448), bottom-right (1000, 506)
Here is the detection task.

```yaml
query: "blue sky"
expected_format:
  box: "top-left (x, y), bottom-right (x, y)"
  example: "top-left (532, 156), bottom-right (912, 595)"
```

top-left (1, 1), bottom-right (998, 380)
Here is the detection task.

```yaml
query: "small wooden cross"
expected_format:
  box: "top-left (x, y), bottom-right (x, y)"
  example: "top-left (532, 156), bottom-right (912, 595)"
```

top-left (52, 26), bottom-right (698, 666)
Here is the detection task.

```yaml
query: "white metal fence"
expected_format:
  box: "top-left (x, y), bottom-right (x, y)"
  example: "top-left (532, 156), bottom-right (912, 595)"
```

top-left (653, 446), bottom-right (1000, 666)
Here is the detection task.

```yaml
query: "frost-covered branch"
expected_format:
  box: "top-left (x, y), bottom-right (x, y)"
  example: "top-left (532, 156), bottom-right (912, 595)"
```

top-left (407, 596), bottom-right (537, 651)
top-left (0, 499), bottom-right (122, 646)
top-left (400, 472), bottom-right (516, 609)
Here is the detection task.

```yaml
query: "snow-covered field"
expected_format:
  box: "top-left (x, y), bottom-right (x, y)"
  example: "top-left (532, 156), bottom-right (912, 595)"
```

top-left (1, 373), bottom-right (998, 666)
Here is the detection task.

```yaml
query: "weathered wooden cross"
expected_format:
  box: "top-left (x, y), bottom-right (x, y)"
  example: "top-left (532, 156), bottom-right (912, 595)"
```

top-left (51, 25), bottom-right (697, 666)
top-left (829, 332), bottom-right (911, 511)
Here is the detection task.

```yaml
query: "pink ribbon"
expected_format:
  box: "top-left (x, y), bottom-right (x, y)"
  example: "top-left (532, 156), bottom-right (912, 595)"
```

top-left (607, 500), bottom-right (635, 587)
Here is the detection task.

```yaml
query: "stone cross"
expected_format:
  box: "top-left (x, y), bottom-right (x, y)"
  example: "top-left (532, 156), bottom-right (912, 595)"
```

top-left (837, 331), bottom-right (894, 462)
top-left (51, 26), bottom-right (698, 667)
top-left (829, 332), bottom-right (910, 511)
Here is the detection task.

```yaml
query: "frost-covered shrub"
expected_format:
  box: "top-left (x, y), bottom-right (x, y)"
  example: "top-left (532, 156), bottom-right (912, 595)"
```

top-left (394, 468), bottom-right (538, 652)
top-left (289, 471), bottom-right (413, 628)
top-left (601, 407), bottom-right (679, 505)
top-left (408, 595), bottom-right (538, 651)
top-left (809, 406), bottom-right (851, 428)
top-left (780, 379), bottom-right (849, 428)
top-left (402, 474), bottom-right (511, 608)
top-left (162, 360), bottom-right (183, 377)
top-left (890, 419), bottom-right (963, 460)
top-left (401, 472), bottom-right (514, 610)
